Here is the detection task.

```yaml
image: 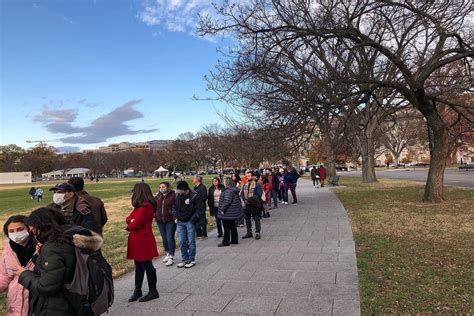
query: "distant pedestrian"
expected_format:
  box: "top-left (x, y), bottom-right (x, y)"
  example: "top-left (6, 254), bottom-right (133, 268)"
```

top-left (173, 181), bottom-right (203, 268)
top-left (154, 182), bottom-right (177, 267)
top-left (193, 176), bottom-right (208, 240)
top-left (318, 165), bottom-right (327, 187)
top-left (270, 168), bottom-right (280, 208)
top-left (28, 187), bottom-right (36, 200)
top-left (284, 165), bottom-right (299, 205)
top-left (126, 183), bottom-right (160, 303)
top-left (281, 168), bottom-right (289, 204)
top-left (260, 175), bottom-right (271, 218)
top-left (208, 177), bottom-right (225, 238)
top-left (68, 177), bottom-right (108, 235)
top-left (34, 187), bottom-right (44, 202)
top-left (217, 177), bottom-right (243, 247)
top-left (241, 170), bottom-right (263, 240)
top-left (311, 166), bottom-right (320, 188)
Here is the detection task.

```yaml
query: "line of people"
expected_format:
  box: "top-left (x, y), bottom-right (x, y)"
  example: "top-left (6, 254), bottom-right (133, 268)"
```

top-left (1, 166), bottom-right (301, 314)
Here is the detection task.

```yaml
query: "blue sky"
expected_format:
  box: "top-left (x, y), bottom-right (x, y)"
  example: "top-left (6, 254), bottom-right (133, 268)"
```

top-left (1, 0), bottom-right (231, 152)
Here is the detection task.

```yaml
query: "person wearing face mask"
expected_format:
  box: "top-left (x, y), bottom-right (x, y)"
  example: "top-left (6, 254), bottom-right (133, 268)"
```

top-left (0, 215), bottom-right (36, 316)
top-left (48, 182), bottom-right (100, 234)
top-left (154, 182), bottom-right (177, 267)
top-left (172, 181), bottom-right (203, 269)
top-left (17, 208), bottom-right (77, 315)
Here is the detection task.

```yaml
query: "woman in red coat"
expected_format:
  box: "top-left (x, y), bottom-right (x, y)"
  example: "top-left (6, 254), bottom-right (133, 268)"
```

top-left (318, 165), bottom-right (327, 187)
top-left (126, 182), bottom-right (159, 303)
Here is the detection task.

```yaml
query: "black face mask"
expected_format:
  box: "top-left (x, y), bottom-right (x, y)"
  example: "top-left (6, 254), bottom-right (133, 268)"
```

top-left (34, 231), bottom-right (48, 244)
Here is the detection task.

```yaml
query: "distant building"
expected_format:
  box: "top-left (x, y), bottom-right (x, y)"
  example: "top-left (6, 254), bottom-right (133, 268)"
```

top-left (0, 172), bottom-right (32, 184)
top-left (42, 168), bottom-right (92, 180)
top-left (83, 140), bottom-right (171, 153)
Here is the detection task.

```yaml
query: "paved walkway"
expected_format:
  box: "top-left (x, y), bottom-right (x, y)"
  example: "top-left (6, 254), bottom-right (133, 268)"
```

top-left (110, 180), bottom-right (360, 315)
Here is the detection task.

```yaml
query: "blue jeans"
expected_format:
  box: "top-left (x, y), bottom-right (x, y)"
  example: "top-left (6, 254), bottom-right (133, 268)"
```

top-left (213, 207), bottom-right (223, 236)
top-left (281, 186), bottom-right (288, 202)
top-left (177, 221), bottom-right (196, 262)
top-left (156, 221), bottom-right (177, 256)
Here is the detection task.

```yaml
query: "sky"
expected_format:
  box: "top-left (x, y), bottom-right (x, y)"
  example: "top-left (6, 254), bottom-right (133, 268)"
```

top-left (0, 0), bottom-right (232, 152)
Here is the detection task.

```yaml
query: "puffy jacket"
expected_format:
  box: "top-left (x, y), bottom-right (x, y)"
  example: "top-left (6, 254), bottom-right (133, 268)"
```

top-left (217, 187), bottom-right (243, 221)
top-left (0, 240), bottom-right (35, 316)
top-left (154, 190), bottom-right (176, 223)
top-left (126, 201), bottom-right (159, 261)
top-left (172, 190), bottom-right (203, 224)
top-left (18, 239), bottom-right (76, 316)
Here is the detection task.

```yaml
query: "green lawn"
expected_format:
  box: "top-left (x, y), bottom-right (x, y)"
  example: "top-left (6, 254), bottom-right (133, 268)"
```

top-left (334, 177), bottom-right (474, 314)
top-left (0, 176), bottom-right (218, 314)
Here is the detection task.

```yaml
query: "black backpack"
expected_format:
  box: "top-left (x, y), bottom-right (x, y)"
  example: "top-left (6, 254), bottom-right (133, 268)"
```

top-left (65, 227), bottom-right (114, 315)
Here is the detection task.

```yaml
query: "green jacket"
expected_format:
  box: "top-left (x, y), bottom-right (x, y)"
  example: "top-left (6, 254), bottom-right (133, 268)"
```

top-left (19, 240), bottom-right (76, 316)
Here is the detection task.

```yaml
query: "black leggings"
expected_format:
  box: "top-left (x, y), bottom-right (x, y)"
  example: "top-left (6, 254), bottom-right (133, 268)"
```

top-left (135, 260), bottom-right (155, 272)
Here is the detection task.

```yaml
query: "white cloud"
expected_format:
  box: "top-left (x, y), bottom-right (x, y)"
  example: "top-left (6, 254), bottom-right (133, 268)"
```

top-left (137, 0), bottom-right (220, 35)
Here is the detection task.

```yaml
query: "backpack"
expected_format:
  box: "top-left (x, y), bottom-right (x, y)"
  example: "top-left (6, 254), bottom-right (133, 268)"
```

top-left (65, 228), bottom-right (114, 315)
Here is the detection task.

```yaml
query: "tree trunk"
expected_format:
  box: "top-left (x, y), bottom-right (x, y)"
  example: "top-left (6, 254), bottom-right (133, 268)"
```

top-left (325, 142), bottom-right (337, 177)
top-left (394, 153), bottom-right (401, 168)
top-left (423, 121), bottom-right (449, 202)
top-left (359, 134), bottom-right (378, 183)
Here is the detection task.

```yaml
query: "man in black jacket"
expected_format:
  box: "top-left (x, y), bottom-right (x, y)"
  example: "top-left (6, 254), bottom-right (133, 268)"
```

top-left (172, 181), bottom-right (203, 268)
top-left (192, 176), bottom-right (208, 239)
top-left (48, 183), bottom-right (100, 234)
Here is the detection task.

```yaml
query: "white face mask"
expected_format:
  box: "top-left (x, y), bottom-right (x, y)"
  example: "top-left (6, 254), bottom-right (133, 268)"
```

top-left (159, 188), bottom-right (167, 194)
top-left (9, 230), bottom-right (30, 244)
top-left (53, 192), bottom-right (66, 205)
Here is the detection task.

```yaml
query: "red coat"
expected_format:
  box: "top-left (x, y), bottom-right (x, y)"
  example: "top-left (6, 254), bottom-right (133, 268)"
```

top-left (126, 201), bottom-right (159, 261)
top-left (318, 167), bottom-right (327, 181)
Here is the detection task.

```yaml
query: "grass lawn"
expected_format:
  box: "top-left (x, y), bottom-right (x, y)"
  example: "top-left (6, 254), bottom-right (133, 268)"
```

top-left (333, 177), bottom-right (474, 314)
top-left (0, 176), bottom-right (218, 314)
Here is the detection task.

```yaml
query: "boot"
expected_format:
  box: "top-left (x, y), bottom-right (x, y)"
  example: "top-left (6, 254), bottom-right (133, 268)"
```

top-left (128, 268), bottom-right (144, 302)
top-left (139, 270), bottom-right (160, 302)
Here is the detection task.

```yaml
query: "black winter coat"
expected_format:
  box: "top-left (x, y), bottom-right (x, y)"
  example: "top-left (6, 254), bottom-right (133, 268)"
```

top-left (217, 187), bottom-right (243, 220)
top-left (207, 184), bottom-right (225, 215)
top-left (19, 240), bottom-right (76, 316)
top-left (173, 190), bottom-right (203, 224)
top-left (244, 196), bottom-right (264, 216)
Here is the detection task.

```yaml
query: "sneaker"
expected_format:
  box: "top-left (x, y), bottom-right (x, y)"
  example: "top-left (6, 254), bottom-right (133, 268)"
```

top-left (196, 237), bottom-right (202, 240)
top-left (177, 262), bottom-right (186, 268)
top-left (184, 261), bottom-right (196, 268)
top-left (162, 253), bottom-right (170, 263)
top-left (292, 202), bottom-right (298, 205)
top-left (165, 258), bottom-right (174, 266)
top-left (238, 224), bottom-right (245, 228)
top-left (242, 232), bottom-right (253, 239)
top-left (255, 233), bottom-right (261, 240)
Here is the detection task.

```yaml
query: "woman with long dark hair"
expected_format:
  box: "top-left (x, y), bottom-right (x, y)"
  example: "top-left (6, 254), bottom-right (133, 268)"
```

top-left (127, 182), bottom-right (159, 302)
top-left (17, 207), bottom-right (77, 315)
top-left (207, 177), bottom-right (225, 238)
top-left (0, 215), bottom-right (36, 316)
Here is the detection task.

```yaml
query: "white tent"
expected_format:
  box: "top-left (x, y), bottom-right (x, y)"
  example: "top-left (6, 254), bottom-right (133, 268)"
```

top-left (154, 166), bottom-right (168, 173)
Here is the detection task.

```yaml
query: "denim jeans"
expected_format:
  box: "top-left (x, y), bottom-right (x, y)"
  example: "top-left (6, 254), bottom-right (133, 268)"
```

top-left (270, 189), bottom-right (278, 207)
top-left (177, 221), bottom-right (196, 262)
top-left (213, 207), bottom-right (223, 236)
top-left (281, 186), bottom-right (289, 202)
top-left (156, 221), bottom-right (177, 256)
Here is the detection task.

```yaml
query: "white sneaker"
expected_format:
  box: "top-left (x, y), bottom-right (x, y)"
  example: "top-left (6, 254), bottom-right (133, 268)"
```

top-left (184, 261), bottom-right (196, 268)
top-left (165, 258), bottom-right (174, 266)
top-left (162, 253), bottom-right (170, 263)
top-left (177, 262), bottom-right (186, 268)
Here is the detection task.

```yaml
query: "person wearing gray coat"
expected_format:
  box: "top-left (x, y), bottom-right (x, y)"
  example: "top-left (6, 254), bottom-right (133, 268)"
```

top-left (217, 177), bottom-right (243, 247)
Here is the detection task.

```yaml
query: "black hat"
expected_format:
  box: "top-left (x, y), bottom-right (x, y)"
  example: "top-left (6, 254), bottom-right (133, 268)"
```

top-left (49, 183), bottom-right (75, 192)
top-left (176, 181), bottom-right (189, 190)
